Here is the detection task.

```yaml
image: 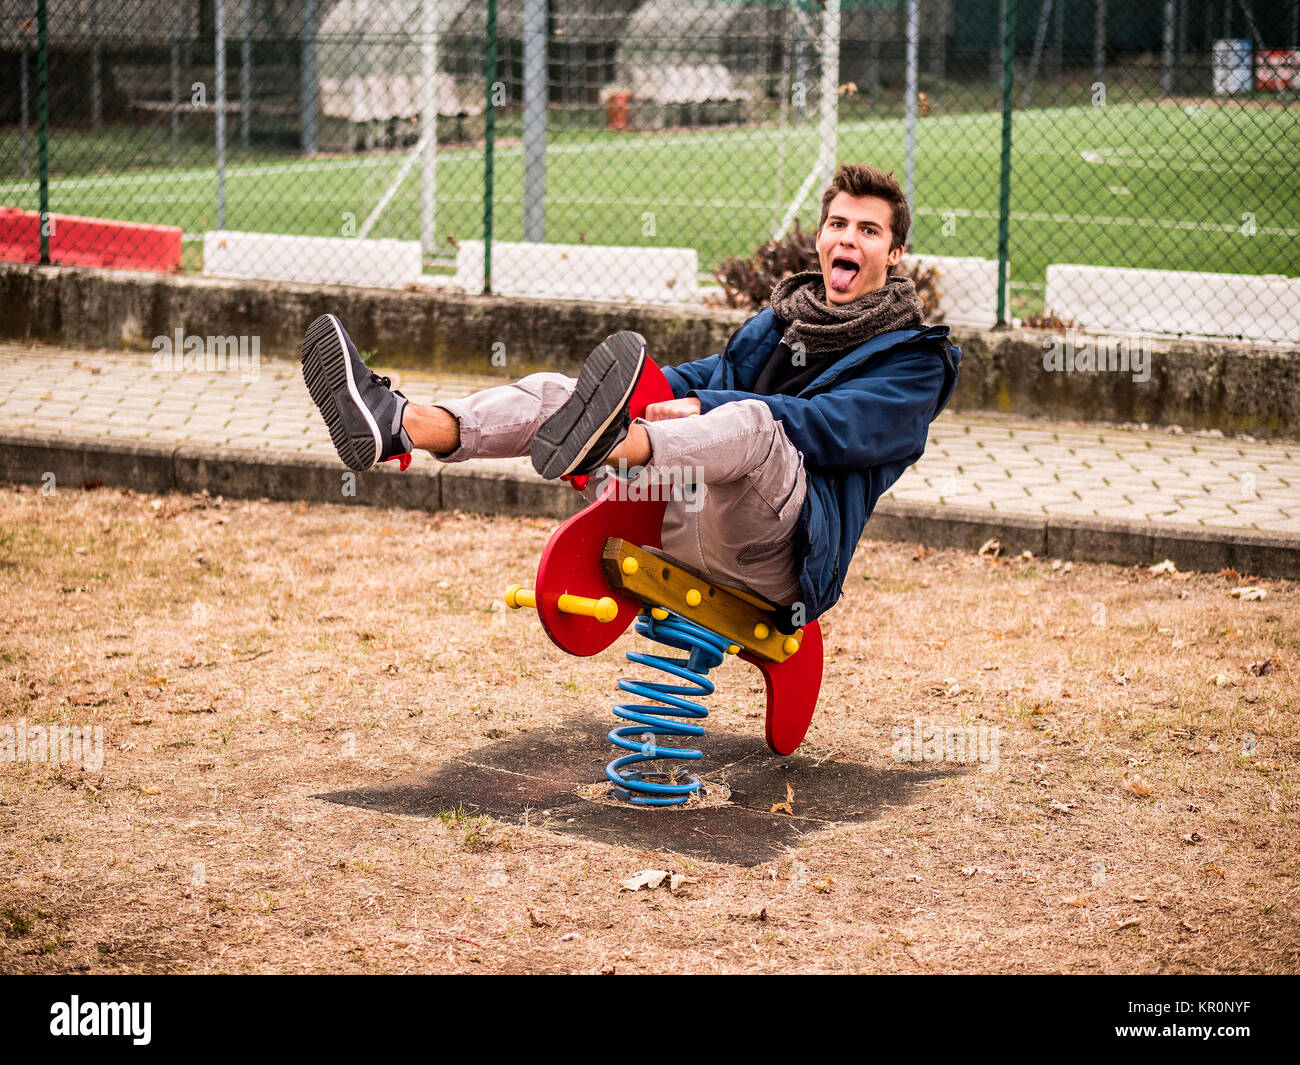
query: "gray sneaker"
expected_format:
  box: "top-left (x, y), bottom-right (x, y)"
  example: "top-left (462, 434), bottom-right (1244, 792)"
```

top-left (301, 314), bottom-right (414, 472)
top-left (530, 331), bottom-right (647, 480)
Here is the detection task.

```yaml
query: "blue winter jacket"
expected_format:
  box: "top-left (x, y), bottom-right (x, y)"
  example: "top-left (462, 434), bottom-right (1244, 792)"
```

top-left (661, 308), bottom-right (961, 621)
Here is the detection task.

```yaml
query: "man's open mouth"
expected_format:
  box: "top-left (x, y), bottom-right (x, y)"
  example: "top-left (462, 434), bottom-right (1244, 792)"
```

top-left (830, 257), bottom-right (860, 292)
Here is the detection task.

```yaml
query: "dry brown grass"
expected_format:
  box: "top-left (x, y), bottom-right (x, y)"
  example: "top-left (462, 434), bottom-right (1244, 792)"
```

top-left (1, 485), bottom-right (1296, 974)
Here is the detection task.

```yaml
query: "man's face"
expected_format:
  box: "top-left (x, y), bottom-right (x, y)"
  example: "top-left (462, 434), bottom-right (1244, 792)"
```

top-left (815, 192), bottom-right (904, 305)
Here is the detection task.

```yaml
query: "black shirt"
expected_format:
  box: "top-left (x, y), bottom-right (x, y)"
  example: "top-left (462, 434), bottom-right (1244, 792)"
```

top-left (751, 338), bottom-right (835, 397)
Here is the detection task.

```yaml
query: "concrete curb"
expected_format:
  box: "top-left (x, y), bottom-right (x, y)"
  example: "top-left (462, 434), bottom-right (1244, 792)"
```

top-left (4, 262), bottom-right (1299, 438)
top-left (870, 499), bottom-right (1300, 577)
top-left (2, 432), bottom-right (1296, 578)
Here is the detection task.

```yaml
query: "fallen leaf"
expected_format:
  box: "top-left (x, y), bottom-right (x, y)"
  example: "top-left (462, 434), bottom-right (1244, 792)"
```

top-left (1200, 863), bottom-right (1225, 879)
top-left (770, 781), bottom-right (795, 816)
top-left (1208, 673), bottom-right (1232, 687)
top-left (620, 869), bottom-right (669, 892)
top-left (905, 873), bottom-right (922, 883)
top-left (1148, 559), bottom-right (1177, 575)
top-left (1063, 895), bottom-right (1090, 907)
top-left (1181, 832), bottom-right (1202, 845)
top-left (1049, 799), bottom-right (1075, 814)
top-left (978, 538), bottom-right (1001, 559)
top-left (1248, 658), bottom-right (1279, 676)
top-left (1116, 917), bottom-right (1141, 930)
top-left (1122, 774), bottom-right (1152, 797)
top-left (140, 785), bottom-right (162, 796)
top-left (668, 873), bottom-right (688, 894)
top-left (1228, 586), bottom-right (1266, 601)
top-left (811, 877), bottom-right (834, 893)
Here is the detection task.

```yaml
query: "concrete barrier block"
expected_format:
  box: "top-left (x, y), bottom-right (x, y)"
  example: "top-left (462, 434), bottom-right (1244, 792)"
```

top-left (901, 254), bottom-right (1004, 330)
top-left (454, 241), bottom-right (699, 305)
top-left (1044, 264), bottom-right (1299, 343)
top-left (203, 232), bottom-right (422, 289)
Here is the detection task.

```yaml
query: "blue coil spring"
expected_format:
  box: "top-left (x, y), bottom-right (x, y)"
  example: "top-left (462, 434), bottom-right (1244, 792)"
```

top-left (606, 609), bottom-right (732, 806)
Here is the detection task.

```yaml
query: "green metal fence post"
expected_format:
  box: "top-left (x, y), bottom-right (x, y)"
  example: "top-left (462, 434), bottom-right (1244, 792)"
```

top-left (996, 0), bottom-right (1016, 327)
top-left (484, 0), bottom-right (497, 295)
top-left (37, 0), bottom-right (50, 265)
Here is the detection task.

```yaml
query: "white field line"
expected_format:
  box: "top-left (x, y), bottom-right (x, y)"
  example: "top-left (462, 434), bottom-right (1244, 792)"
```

top-left (163, 202), bottom-right (1300, 243)
top-left (1, 102), bottom-right (1223, 198)
top-left (160, 201), bottom-right (1300, 243)
top-left (914, 205), bottom-right (1300, 239)
top-left (4, 104), bottom-right (1291, 237)
top-left (1078, 147), bottom-right (1295, 174)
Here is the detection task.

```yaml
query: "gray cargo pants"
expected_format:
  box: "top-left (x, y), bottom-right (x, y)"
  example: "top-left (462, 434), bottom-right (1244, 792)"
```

top-left (432, 372), bottom-right (807, 606)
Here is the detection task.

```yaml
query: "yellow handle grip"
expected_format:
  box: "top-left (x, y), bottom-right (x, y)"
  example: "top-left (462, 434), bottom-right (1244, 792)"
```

top-left (557, 593), bottom-right (619, 624)
top-left (504, 584), bottom-right (536, 610)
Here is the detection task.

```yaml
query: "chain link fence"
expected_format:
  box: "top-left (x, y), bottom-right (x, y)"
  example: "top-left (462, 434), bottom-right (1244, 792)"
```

top-left (1, 1), bottom-right (1296, 341)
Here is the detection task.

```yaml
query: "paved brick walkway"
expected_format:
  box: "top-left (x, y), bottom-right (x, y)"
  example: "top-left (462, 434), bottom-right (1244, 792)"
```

top-left (2, 343), bottom-right (1297, 535)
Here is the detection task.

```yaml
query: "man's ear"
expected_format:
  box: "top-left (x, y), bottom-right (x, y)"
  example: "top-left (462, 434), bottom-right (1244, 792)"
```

top-left (887, 244), bottom-right (904, 266)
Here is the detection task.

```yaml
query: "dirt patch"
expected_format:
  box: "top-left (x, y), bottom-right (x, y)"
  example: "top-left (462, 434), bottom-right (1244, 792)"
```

top-left (573, 778), bottom-right (733, 810)
top-left (0, 485), bottom-right (1297, 973)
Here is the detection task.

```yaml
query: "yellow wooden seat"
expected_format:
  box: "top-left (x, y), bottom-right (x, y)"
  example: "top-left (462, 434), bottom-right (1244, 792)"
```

top-left (601, 539), bottom-right (802, 663)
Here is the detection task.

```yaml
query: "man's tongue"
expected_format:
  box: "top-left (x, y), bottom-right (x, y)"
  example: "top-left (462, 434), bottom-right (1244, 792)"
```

top-left (830, 261), bottom-right (859, 292)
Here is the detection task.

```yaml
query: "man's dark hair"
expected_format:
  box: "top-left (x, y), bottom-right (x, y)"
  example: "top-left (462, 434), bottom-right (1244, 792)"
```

top-left (817, 163), bottom-right (911, 251)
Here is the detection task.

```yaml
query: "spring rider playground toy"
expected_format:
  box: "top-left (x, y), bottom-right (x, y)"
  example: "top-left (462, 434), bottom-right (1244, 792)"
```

top-left (504, 357), bottom-right (824, 807)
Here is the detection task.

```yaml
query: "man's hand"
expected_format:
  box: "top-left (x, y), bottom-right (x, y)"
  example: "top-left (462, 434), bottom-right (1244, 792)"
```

top-left (642, 397), bottom-right (702, 421)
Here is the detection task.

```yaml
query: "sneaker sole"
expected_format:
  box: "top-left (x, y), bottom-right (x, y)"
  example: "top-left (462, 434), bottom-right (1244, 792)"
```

top-left (301, 314), bottom-right (381, 472)
top-left (531, 332), bottom-right (647, 480)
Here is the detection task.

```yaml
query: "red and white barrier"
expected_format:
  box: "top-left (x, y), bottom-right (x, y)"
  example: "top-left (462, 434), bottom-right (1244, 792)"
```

top-left (0, 207), bottom-right (182, 273)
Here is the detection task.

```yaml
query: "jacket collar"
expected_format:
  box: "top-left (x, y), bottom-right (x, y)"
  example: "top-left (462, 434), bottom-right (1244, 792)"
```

top-left (731, 309), bottom-right (954, 396)
top-left (801, 324), bottom-right (953, 395)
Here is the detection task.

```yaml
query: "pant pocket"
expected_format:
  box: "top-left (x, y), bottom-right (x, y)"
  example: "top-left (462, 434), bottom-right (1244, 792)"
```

top-left (735, 533), bottom-right (799, 602)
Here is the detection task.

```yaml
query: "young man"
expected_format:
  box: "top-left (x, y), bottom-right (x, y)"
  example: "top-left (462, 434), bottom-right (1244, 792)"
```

top-left (301, 163), bottom-right (960, 629)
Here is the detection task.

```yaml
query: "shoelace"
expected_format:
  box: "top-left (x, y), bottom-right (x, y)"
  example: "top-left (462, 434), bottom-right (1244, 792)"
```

top-left (367, 371), bottom-right (413, 471)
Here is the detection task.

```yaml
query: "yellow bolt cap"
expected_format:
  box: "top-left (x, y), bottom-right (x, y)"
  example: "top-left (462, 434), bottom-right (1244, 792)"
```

top-left (727, 644), bottom-right (741, 655)
top-left (754, 623), bottom-right (770, 640)
top-left (685, 588), bottom-right (702, 607)
top-left (783, 636), bottom-right (800, 656)
top-left (650, 607), bottom-right (669, 621)
top-left (621, 556), bottom-right (638, 575)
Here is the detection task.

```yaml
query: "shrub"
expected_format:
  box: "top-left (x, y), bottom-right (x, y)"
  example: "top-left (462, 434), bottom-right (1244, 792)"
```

top-left (713, 224), bottom-right (943, 321)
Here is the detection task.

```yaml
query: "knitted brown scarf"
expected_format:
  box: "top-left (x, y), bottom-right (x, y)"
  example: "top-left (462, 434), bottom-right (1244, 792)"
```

top-left (769, 271), bottom-right (925, 357)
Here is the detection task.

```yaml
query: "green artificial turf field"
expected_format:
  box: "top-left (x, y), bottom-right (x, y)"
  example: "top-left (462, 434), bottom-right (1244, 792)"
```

top-left (1, 100), bottom-right (1295, 312)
